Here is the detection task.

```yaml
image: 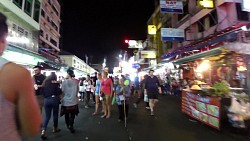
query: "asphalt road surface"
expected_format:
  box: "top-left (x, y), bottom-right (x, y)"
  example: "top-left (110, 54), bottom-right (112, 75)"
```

top-left (22, 95), bottom-right (249, 141)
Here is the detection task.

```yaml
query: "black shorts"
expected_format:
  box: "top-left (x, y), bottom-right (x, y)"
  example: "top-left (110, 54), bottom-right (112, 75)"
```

top-left (147, 92), bottom-right (158, 99)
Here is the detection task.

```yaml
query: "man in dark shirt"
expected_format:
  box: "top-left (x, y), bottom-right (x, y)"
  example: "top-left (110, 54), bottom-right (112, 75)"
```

top-left (145, 69), bottom-right (162, 116)
top-left (33, 65), bottom-right (46, 112)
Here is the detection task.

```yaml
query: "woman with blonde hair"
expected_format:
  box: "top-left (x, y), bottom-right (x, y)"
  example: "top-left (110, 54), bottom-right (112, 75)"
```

top-left (100, 71), bottom-right (113, 118)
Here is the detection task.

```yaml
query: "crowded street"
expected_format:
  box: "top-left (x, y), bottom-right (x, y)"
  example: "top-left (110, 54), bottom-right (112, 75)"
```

top-left (22, 94), bottom-right (249, 141)
top-left (1, 0), bottom-right (250, 141)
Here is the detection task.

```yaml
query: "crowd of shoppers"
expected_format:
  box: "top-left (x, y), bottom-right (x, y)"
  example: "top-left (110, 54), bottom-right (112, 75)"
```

top-left (0, 10), bottom-right (166, 141)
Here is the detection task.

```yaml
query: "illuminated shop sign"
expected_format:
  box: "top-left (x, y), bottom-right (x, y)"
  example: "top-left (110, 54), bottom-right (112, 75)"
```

top-left (160, 1), bottom-right (183, 14)
top-left (128, 40), bottom-right (143, 48)
top-left (199, 0), bottom-right (214, 8)
top-left (161, 28), bottom-right (185, 41)
top-left (140, 50), bottom-right (156, 59)
top-left (148, 25), bottom-right (156, 35)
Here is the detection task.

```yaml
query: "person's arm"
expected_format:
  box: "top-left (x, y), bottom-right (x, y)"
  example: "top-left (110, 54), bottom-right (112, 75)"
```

top-left (156, 77), bottom-right (162, 94)
top-left (15, 67), bottom-right (42, 136)
top-left (110, 79), bottom-right (113, 96)
top-left (144, 79), bottom-right (147, 93)
top-left (76, 84), bottom-right (79, 98)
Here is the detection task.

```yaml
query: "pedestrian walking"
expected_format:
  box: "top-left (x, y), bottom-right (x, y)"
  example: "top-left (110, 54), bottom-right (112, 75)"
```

top-left (61, 69), bottom-right (79, 133)
top-left (0, 12), bottom-right (41, 140)
top-left (100, 71), bottom-right (113, 119)
top-left (145, 70), bottom-right (162, 116)
top-left (84, 75), bottom-right (92, 108)
top-left (92, 72), bottom-right (102, 115)
top-left (133, 74), bottom-right (150, 109)
top-left (115, 78), bottom-right (130, 123)
top-left (79, 78), bottom-right (85, 101)
top-left (40, 72), bottom-right (62, 140)
top-left (33, 65), bottom-right (46, 112)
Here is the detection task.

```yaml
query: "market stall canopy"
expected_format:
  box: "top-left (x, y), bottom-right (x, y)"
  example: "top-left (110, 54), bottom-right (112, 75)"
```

top-left (173, 47), bottom-right (223, 64)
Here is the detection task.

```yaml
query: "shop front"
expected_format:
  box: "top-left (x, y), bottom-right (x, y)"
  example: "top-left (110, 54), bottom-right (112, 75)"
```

top-left (161, 27), bottom-right (250, 131)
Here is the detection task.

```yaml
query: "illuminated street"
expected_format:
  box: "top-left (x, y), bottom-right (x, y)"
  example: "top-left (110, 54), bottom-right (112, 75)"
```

top-left (22, 95), bottom-right (249, 141)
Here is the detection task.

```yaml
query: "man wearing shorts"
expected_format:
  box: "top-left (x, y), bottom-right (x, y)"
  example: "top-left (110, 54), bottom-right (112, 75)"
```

top-left (144, 69), bottom-right (162, 116)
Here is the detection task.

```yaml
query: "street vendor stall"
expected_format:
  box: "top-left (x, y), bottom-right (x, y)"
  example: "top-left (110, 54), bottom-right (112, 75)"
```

top-left (181, 80), bottom-right (250, 131)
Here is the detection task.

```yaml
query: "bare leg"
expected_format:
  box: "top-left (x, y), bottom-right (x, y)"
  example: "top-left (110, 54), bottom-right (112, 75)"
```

top-left (93, 95), bottom-right (99, 115)
top-left (149, 99), bottom-right (155, 115)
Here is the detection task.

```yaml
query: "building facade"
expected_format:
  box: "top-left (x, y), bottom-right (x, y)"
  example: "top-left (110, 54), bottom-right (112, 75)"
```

top-left (0, 0), bottom-right (46, 67)
top-left (60, 55), bottom-right (97, 78)
top-left (147, 0), bottom-right (250, 64)
top-left (39, 0), bottom-right (61, 63)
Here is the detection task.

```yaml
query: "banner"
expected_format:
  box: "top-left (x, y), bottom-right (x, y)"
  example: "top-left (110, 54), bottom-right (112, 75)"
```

top-left (160, 1), bottom-right (183, 14)
top-left (161, 28), bottom-right (185, 41)
top-left (140, 50), bottom-right (156, 59)
top-left (128, 40), bottom-right (143, 48)
top-left (182, 91), bottom-right (221, 130)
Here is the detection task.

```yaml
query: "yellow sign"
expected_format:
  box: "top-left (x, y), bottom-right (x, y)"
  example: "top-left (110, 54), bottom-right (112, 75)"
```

top-left (140, 50), bottom-right (156, 59)
top-left (199, 0), bottom-right (214, 8)
top-left (148, 25), bottom-right (156, 35)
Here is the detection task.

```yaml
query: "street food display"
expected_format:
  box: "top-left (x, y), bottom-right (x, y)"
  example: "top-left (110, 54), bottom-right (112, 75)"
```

top-left (182, 90), bottom-right (221, 129)
top-left (182, 79), bottom-right (250, 130)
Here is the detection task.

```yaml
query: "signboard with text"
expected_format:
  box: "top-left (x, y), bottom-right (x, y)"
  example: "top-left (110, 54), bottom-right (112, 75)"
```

top-left (182, 91), bottom-right (221, 130)
top-left (242, 0), bottom-right (250, 12)
top-left (128, 40), bottom-right (143, 48)
top-left (148, 25), bottom-right (156, 35)
top-left (140, 50), bottom-right (156, 59)
top-left (160, 1), bottom-right (183, 14)
top-left (161, 28), bottom-right (185, 41)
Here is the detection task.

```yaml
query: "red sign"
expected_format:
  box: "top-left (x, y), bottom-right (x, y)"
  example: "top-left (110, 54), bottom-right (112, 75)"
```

top-left (182, 91), bottom-right (221, 130)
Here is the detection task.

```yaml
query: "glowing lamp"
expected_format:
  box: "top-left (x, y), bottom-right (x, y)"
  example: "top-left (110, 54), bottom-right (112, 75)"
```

top-left (124, 39), bottom-right (129, 44)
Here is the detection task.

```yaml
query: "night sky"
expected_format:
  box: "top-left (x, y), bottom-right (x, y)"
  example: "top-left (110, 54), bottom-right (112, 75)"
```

top-left (61, 0), bottom-right (155, 69)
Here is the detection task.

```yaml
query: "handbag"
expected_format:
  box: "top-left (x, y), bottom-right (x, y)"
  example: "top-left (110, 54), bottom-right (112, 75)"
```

top-left (112, 96), bottom-right (116, 105)
top-left (144, 94), bottom-right (148, 102)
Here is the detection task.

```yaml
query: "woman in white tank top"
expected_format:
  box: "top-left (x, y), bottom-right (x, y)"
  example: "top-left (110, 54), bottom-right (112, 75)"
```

top-left (0, 12), bottom-right (41, 140)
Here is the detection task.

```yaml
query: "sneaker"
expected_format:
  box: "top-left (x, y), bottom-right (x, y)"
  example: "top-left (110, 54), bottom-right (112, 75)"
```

top-left (150, 112), bottom-right (155, 116)
top-left (69, 126), bottom-right (75, 133)
top-left (146, 107), bottom-right (150, 110)
top-left (85, 105), bottom-right (89, 109)
top-left (133, 103), bottom-right (137, 108)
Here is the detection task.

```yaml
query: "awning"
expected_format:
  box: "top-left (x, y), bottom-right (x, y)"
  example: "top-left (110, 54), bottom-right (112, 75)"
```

top-left (7, 44), bottom-right (47, 61)
top-left (172, 47), bottom-right (223, 64)
top-left (2, 44), bottom-right (47, 66)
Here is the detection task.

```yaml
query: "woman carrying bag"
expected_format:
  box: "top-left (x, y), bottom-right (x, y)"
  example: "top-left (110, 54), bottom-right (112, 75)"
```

top-left (61, 69), bottom-right (79, 133)
top-left (40, 72), bottom-right (62, 140)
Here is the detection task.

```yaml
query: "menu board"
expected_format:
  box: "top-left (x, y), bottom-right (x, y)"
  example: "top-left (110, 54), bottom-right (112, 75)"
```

top-left (182, 91), bottom-right (221, 130)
